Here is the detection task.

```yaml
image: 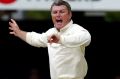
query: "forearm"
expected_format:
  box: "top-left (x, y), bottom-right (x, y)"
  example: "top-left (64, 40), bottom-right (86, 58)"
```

top-left (26, 32), bottom-right (48, 47)
top-left (17, 30), bottom-right (27, 42)
top-left (60, 31), bottom-right (91, 47)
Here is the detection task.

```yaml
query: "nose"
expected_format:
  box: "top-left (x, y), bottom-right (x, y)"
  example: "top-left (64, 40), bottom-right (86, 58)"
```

top-left (56, 12), bottom-right (61, 17)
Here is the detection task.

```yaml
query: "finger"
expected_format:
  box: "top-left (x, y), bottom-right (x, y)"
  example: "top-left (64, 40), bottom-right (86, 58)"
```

top-left (48, 39), bottom-right (51, 43)
top-left (9, 22), bottom-right (14, 27)
top-left (48, 38), bottom-right (52, 43)
top-left (9, 22), bottom-right (12, 26)
top-left (9, 21), bottom-right (17, 28)
top-left (10, 19), bottom-right (17, 26)
top-left (11, 19), bottom-right (15, 23)
top-left (9, 32), bottom-right (15, 35)
top-left (47, 36), bottom-right (51, 40)
top-left (9, 27), bottom-right (13, 30)
top-left (9, 27), bottom-right (15, 31)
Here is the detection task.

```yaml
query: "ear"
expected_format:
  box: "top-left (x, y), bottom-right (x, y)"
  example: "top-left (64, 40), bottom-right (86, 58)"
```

top-left (69, 12), bottom-right (72, 20)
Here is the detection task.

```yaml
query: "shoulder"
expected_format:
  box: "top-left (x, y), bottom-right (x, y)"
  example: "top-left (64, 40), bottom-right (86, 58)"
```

top-left (72, 23), bottom-right (87, 31)
top-left (46, 27), bottom-right (58, 33)
top-left (47, 28), bottom-right (55, 32)
top-left (45, 27), bottom-right (58, 35)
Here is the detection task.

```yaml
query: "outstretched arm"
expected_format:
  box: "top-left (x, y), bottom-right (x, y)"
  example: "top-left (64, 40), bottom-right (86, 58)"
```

top-left (9, 19), bottom-right (27, 42)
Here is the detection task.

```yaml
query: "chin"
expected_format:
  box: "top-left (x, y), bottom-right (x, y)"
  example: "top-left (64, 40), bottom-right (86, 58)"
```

top-left (55, 26), bottom-right (61, 29)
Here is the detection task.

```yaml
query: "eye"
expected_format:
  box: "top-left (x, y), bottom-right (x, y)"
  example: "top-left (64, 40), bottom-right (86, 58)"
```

top-left (52, 11), bottom-right (57, 14)
top-left (60, 10), bottom-right (65, 13)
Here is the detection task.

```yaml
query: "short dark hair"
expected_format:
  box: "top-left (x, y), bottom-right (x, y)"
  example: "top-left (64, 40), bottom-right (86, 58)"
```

top-left (50, 0), bottom-right (71, 13)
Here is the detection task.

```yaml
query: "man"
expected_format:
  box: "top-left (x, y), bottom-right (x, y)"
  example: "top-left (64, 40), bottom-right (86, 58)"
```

top-left (9, 0), bottom-right (91, 79)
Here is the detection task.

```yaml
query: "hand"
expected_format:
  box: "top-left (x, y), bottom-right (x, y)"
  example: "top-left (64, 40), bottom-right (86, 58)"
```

top-left (9, 19), bottom-right (21, 36)
top-left (48, 34), bottom-right (60, 44)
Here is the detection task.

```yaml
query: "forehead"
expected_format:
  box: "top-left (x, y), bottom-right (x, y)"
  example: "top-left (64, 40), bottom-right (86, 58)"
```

top-left (51, 5), bottom-right (68, 11)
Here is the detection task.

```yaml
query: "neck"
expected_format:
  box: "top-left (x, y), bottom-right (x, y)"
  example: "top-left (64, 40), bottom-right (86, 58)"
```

top-left (57, 28), bottom-right (60, 32)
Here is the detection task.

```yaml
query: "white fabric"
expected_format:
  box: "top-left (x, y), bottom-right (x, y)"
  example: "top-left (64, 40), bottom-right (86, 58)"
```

top-left (26, 20), bottom-right (91, 79)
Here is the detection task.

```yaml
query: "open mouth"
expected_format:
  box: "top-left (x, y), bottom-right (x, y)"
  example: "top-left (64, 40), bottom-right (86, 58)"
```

top-left (56, 19), bottom-right (63, 23)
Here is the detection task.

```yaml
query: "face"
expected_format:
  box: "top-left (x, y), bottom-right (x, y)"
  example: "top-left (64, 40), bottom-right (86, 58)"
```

top-left (51, 5), bottom-right (72, 30)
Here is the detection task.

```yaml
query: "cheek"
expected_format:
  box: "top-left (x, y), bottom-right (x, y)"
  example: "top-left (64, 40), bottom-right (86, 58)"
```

top-left (62, 15), bottom-right (69, 21)
top-left (52, 16), bottom-right (56, 22)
